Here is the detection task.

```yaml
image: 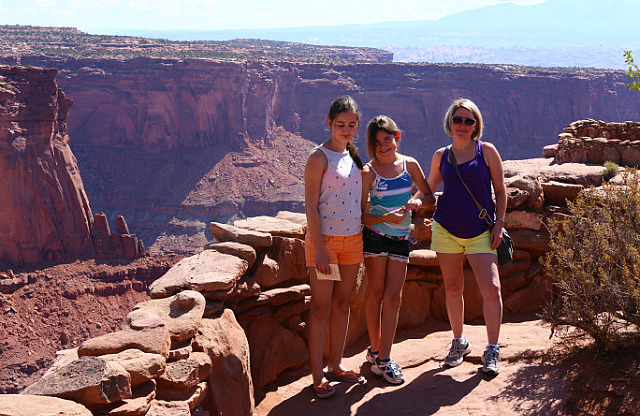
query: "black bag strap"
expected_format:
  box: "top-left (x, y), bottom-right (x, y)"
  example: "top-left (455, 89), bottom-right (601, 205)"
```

top-left (447, 145), bottom-right (492, 226)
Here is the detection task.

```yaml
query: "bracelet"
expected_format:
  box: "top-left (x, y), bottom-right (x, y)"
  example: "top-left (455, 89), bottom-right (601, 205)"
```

top-left (495, 217), bottom-right (505, 222)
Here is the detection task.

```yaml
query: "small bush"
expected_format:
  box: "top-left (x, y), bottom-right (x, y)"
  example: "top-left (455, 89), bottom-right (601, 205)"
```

top-left (603, 161), bottom-right (619, 182)
top-left (542, 169), bottom-right (640, 350)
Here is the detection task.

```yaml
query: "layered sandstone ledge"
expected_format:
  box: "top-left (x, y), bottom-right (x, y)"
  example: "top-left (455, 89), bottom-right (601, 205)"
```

top-left (544, 119), bottom-right (640, 165)
top-left (0, 158), bottom-right (611, 415)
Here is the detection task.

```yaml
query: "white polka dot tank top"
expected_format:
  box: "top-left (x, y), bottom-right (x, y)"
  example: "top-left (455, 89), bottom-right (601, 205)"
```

top-left (316, 145), bottom-right (362, 236)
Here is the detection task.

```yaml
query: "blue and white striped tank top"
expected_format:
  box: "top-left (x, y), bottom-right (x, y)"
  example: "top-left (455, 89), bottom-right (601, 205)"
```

top-left (368, 157), bottom-right (413, 237)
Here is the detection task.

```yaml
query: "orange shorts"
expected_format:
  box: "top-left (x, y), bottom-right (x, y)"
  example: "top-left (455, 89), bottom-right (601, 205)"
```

top-left (304, 232), bottom-right (364, 267)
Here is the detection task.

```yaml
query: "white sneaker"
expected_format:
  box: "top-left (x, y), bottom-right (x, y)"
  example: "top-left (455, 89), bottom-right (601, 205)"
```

top-left (481, 345), bottom-right (501, 375)
top-left (444, 338), bottom-right (472, 367)
top-left (371, 358), bottom-right (405, 385)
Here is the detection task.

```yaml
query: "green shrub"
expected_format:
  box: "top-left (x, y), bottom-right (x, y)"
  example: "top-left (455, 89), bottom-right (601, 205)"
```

top-left (542, 169), bottom-right (640, 350)
top-left (603, 161), bottom-right (619, 182)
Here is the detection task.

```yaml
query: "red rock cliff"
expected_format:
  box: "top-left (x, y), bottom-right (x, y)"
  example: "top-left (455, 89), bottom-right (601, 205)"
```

top-left (5, 57), bottom-right (639, 254)
top-left (0, 66), bottom-right (93, 264)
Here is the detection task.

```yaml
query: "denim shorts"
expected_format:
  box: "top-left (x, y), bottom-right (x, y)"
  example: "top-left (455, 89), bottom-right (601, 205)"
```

top-left (362, 227), bottom-right (411, 263)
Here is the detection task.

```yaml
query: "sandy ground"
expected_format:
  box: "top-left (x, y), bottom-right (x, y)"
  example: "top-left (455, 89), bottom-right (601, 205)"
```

top-left (254, 317), bottom-right (638, 416)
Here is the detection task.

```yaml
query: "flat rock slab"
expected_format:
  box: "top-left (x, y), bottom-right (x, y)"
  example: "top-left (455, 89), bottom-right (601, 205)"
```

top-left (408, 249), bottom-right (439, 267)
top-left (0, 394), bottom-right (92, 415)
top-left (204, 241), bottom-right (257, 268)
top-left (78, 319), bottom-right (171, 358)
top-left (100, 349), bottom-right (166, 387)
top-left (254, 319), bottom-right (569, 416)
top-left (149, 250), bottom-right (248, 298)
top-left (209, 222), bottom-right (272, 248)
top-left (22, 356), bottom-right (131, 406)
top-left (128, 290), bottom-right (206, 342)
top-left (234, 216), bottom-right (306, 239)
top-left (276, 211), bottom-right (307, 226)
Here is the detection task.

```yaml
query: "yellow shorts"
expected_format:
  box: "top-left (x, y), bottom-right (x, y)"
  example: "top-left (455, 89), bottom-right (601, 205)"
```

top-left (305, 232), bottom-right (364, 267)
top-left (430, 220), bottom-right (496, 255)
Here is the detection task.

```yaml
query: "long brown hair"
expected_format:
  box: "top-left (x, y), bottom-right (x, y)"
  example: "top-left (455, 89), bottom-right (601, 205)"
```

top-left (328, 96), bottom-right (364, 170)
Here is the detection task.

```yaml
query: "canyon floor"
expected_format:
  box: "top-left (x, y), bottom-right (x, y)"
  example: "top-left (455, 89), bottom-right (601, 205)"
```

top-left (254, 316), bottom-right (640, 416)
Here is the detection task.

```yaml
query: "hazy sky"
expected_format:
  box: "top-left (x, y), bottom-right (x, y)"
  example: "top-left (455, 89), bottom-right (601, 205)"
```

top-left (0, 0), bottom-right (546, 32)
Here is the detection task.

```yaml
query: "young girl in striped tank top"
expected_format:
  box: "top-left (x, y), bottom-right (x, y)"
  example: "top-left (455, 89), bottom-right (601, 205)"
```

top-left (361, 115), bottom-right (435, 384)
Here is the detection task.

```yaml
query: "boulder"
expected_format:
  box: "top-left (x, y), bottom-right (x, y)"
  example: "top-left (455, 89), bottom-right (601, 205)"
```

top-left (146, 400), bottom-right (191, 416)
top-left (22, 356), bottom-right (131, 406)
top-left (234, 215), bottom-right (306, 238)
top-left (78, 318), bottom-right (171, 358)
top-left (504, 274), bottom-right (554, 313)
top-left (156, 351), bottom-right (211, 390)
top-left (276, 210), bottom-right (307, 226)
top-left (149, 250), bottom-right (248, 298)
top-left (156, 381), bottom-right (208, 410)
top-left (504, 210), bottom-right (544, 230)
top-left (209, 222), bottom-right (272, 248)
top-left (92, 380), bottom-right (156, 416)
top-left (0, 394), bottom-right (92, 416)
top-left (541, 181), bottom-right (584, 206)
top-left (193, 309), bottom-right (254, 416)
top-left (100, 349), bottom-right (166, 387)
top-left (267, 236), bottom-right (307, 282)
top-left (506, 175), bottom-right (544, 210)
top-left (251, 253), bottom-right (281, 288)
top-left (398, 281), bottom-right (437, 328)
top-left (203, 241), bottom-right (257, 268)
top-left (127, 290), bottom-right (206, 342)
top-left (238, 284), bottom-right (310, 308)
top-left (245, 315), bottom-right (309, 387)
top-left (408, 249), bottom-right (439, 267)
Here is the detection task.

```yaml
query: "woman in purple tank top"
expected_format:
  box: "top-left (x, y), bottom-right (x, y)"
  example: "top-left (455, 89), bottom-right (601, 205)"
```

top-left (426, 98), bottom-right (507, 376)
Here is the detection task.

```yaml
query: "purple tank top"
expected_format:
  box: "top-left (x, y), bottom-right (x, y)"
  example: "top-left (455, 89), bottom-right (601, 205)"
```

top-left (433, 140), bottom-right (495, 238)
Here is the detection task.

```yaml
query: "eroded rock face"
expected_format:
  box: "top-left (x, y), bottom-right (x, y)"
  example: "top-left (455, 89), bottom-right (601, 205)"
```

top-left (0, 65), bottom-right (93, 264)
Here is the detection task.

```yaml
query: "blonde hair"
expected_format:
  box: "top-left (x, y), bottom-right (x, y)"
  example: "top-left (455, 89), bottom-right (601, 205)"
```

top-left (366, 115), bottom-right (400, 160)
top-left (443, 98), bottom-right (483, 140)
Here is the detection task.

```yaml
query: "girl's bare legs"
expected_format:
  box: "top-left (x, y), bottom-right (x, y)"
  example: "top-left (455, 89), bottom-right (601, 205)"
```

top-left (466, 253), bottom-right (502, 345)
top-left (325, 263), bottom-right (361, 373)
top-left (366, 257), bottom-right (408, 360)
top-left (436, 252), bottom-right (466, 338)
top-left (308, 270), bottom-right (334, 386)
top-left (365, 256), bottom-right (388, 354)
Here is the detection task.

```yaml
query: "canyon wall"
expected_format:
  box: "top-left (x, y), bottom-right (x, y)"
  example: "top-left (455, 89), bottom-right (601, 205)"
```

top-left (3, 56), bottom-right (638, 254)
top-left (0, 66), bottom-right (93, 264)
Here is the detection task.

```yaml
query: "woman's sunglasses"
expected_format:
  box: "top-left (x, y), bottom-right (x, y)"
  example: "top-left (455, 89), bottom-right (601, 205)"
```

top-left (452, 116), bottom-right (476, 126)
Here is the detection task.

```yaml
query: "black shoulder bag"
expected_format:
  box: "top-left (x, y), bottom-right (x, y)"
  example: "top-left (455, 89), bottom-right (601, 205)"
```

top-left (447, 146), bottom-right (513, 266)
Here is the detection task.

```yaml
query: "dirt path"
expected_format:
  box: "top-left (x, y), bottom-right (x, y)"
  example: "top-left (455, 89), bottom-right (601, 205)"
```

top-left (255, 318), bottom-right (573, 415)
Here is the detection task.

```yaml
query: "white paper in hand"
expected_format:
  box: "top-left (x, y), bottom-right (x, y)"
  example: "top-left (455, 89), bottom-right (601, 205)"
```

top-left (316, 264), bottom-right (341, 281)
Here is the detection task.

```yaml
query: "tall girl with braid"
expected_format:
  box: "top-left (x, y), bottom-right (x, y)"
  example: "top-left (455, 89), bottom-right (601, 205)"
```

top-left (361, 115), bottom-right (434, 384)
top-left (304, 96), bottom-right (366, 399)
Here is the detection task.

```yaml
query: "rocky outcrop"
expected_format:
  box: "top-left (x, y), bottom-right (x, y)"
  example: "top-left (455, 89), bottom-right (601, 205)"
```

top-left (13, 159), bottom-right (611, 413)
top-left (545, 119), bottom-right (640, 165)
top-left (0, 65), bottom-right (93, 264)
top-left (0, 65), bottom-right (147, 265)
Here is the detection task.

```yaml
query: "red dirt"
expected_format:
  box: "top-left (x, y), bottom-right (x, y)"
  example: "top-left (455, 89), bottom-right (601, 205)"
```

top-left (0, 254), bottom-right (182, 393)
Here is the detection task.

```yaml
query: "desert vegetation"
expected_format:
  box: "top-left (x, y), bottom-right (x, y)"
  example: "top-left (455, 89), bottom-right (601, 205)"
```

top-left (543, 169), bottom-right (640, 350)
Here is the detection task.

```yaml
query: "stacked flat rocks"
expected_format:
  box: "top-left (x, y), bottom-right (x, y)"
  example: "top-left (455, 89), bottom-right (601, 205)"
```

top-left (544, 119), bottom-right (640, 165)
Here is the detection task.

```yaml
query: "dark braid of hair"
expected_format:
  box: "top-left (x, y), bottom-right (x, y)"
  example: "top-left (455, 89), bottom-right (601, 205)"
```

top-left (346, 141), bottom-right (364, 170)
